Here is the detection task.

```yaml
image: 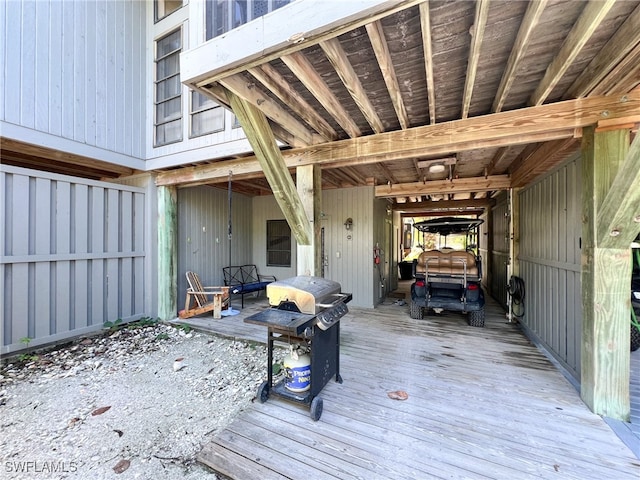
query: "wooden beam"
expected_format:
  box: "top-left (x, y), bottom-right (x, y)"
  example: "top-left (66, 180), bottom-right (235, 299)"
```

top-left (248, 64), bottom-right (338, 141)
top-left (227, 90), bottom-right (312, 245)
top-left (320, 37), bottom-right (385, 134)
top-left (419, 1), bottom-right (436, 124)
top-left (596, 130), bottom-right (640, 247)
top-left (580, 126), bottom-right (631, 421)
top-left (492, 0), bottom-right (548, 112)
top-left (366, 20), bottom-right (410, 129)
top-left (155, 92), bottom-right (640, 187)
top-left (462, 0), bottom-right (490, 119)
top-left (157, 186), bottom-right (178, 321)
top-left (281, 52), bottom-right (361, 138)
top-left (0, 137), bottom-right (135, 176)
top-left (218, 74), bottom-right (322, 146)
top-left (296, 165), bottom-right (323, 276)
top-left (395, 198), bottom-right (496, 212)
top-left (529, 0), bottom-right (615, 106)
top-left (566, 4), bottom-right (640, 99)
top-left (375, 175), bottom-right (510, 198)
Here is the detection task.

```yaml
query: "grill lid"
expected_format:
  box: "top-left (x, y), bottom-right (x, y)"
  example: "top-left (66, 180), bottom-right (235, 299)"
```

top-left (267, 276), bottom-right (342, 314)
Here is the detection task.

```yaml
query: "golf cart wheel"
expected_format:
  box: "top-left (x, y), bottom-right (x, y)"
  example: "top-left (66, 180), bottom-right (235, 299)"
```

top-left (410, 301), bottom-right (424, 319)
top-left (310, 396), bottom-right (323, 421)
top-left (257, 381), bottom-right (270, 403)
top-left (631, 323), bottom-right (640, 352)
top-left (468, 308), bottom-right (485, 327)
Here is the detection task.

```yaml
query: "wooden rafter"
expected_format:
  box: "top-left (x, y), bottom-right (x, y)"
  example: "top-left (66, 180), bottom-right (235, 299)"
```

top-left (281, 52), bottom-right (361, 138)
top-left (155, 92), bottom-right (640, 187)
top-left (320, 38), bottom-right (385, 134)
top-left (566, 4), bottom-right (640, 99)
top-left (486, 147), bottom-right (510, 176)
top-left (226, 89), bottom-right (312, 245)
top-left (377, 162), bottom-right (398, 185)
top-left (341, 166), bottom-right (368, 185)
top-left (219, 74), bottom-right (321, 146)
top-left (492, 0), bottom-right (548, 113)
top-left (462, 0), bottom-right (490, 119)
top-left (366, 20), bottom-right (409, 129)
top-left (419, 1), bottom-right (436, 124)
top-left (375, 175), bottom-right (511, 198)
top-left (183, 0), bottom-right (424, 88)
top-left (248, 64), bottom-right (338, 141)
top-left (529, 0), bottom-right (615, 106)
top-left (590, 41), bottom-right (640, 96)
top-left (510, 138), bottom-right (579, 187)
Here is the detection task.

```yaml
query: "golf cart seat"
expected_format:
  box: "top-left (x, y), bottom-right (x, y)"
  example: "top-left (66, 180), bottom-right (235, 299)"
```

top-left (414, 250), bottom-right (478, 278)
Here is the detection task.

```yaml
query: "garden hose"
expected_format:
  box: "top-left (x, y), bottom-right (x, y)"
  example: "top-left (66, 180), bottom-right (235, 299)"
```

top-left (507, 275), bottom-right (525, 319)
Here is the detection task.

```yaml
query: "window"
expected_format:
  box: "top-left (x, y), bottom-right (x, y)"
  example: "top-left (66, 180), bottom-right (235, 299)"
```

top-left (155, 29), bottom-right (182, 147)
top-left (190, 91), bottom-right (224, 137)
top-left (155, 0), bottom-right (183, 22)
top-left (205, 0), bottom-right (293, 40)
top-left (267, 220), bottom-right (291, 267)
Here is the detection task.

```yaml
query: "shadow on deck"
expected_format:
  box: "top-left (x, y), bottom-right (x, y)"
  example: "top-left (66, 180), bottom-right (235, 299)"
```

top-left (178, 286), bottom-right (640, 479)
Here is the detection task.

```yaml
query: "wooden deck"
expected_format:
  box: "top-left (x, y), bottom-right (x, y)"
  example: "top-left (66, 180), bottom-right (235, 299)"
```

top-left (183, 291), bottom-right (640, 479)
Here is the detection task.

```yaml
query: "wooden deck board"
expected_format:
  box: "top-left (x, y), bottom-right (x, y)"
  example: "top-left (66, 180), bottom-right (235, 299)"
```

top-left (187, 294), bottom-right (640, 479)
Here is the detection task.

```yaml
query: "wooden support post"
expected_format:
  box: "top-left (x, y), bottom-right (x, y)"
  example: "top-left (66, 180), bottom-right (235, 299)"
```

top-left (158, 185), bottom-right (178, 321)
top-left (296, 164), bottom-right (322, 276)
top-left (581, 126), bottom-right (631, 420)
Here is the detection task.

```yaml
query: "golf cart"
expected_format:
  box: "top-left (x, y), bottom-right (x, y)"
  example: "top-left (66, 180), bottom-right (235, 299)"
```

top-left (409, 217), bottom-right (486, 327)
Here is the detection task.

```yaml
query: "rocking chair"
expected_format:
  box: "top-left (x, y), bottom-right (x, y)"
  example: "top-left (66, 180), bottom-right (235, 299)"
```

top-left (179, 271), bottom-right (230, 319)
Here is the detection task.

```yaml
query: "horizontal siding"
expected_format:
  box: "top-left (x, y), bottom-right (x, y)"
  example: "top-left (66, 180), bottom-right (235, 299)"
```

top-left (1, 0), bottom-right (146, 158)
top-left (518, 155), bottom-right (582, 379)
top-left (1, 165), bottom-right (147, 354)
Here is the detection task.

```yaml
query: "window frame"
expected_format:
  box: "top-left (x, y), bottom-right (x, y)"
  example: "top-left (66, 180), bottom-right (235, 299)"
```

top-left (189, 90), bottom-right (225, 138)
top-left (154, 0), bottom-right (183, 23)
top-left (154, 27), bottom-right (183, 147)
top-left (266, 219), bottom-right (292, 268)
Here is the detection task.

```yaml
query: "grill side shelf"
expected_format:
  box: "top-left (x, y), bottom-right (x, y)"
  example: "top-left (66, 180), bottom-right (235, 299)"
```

top-left (244, 309), bottom-right (316, 335)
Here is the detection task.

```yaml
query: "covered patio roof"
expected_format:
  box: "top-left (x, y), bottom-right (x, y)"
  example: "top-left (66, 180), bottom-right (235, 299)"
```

top-left (163, 0), bottom-right (640, 214)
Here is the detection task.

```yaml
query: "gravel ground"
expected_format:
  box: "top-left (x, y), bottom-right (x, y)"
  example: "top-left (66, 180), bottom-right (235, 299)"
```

top-left (0, 322), bottom-right (276, 480)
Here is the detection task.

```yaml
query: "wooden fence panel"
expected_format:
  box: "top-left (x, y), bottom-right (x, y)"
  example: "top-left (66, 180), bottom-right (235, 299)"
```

top-left (0, 166), bottom-right (146, 354)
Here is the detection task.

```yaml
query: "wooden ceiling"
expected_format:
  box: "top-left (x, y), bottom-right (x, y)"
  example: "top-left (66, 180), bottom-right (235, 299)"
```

top-left (167, 0), bottom-right (640, 213)
top-left (3, 0), bottom-right (639, 217)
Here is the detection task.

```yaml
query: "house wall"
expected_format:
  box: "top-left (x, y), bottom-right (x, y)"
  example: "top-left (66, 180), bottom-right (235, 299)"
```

top-left (1, 165), bottom-right (147, 354)
top-left (490, 191), bottom-right (510, 310)
top-left (0, 0), bottom-right (146, 167)
top-left (250, 186), bottom-right (380, 308)
top-left (518, 154), bottom-right (582, 380)
top-left (176, 185), bottom-right (253, 314)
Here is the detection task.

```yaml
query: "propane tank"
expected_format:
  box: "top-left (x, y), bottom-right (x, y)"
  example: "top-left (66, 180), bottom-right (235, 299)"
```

top-left (283, 344), bottom-right (311, 392)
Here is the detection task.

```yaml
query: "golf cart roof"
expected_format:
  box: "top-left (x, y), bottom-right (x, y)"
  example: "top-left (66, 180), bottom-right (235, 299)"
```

top-left (412, 217), bottom-right (484, 236)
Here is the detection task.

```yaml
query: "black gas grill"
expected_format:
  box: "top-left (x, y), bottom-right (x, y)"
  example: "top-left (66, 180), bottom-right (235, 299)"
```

top-left (245, 276), bottom-right (352, 421)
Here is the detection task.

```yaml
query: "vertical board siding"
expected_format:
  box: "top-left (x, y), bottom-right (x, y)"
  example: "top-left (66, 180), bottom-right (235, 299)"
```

top-left (1, 0), bottom-right (146, 158)
top-left (0, 166), bottom-right (146, 354)
top-left (177, 186), bottom-right (253, 314)
top-left (519, 156), bottom-right (582, 379)
top-left (490, 193), bottom-right (509, 310)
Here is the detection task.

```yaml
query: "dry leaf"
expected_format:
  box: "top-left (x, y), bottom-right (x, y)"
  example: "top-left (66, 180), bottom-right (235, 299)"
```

top-left (387, 390), bottom-right (409, 401)
top-left (91, 406), bottom-right (111, 416)
top-left (68, 417), bottom-right (81, 428)
top-left (113, 459), bottom-right (130, 474)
